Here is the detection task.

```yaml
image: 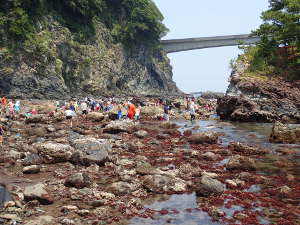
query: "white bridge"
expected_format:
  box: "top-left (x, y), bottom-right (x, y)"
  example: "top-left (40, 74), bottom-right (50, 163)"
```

top-left (161, 34), bottom-right (260, 53)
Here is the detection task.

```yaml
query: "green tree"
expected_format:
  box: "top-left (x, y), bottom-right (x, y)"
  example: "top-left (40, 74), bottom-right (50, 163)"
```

top-left (253, 0), bottom-right (300, 78)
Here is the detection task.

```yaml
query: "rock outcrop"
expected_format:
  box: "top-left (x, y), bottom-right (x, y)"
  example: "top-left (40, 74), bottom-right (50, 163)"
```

top-left (269, 122), bottom-right (300, 144)
top-left (0, 20), bottom-right (180, 99)
top-left (217, 61), bottom-right (300, 123)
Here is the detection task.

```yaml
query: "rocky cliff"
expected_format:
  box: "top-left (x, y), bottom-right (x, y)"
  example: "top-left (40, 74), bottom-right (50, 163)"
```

top-left (0, 10), bottom-right (180, 99)
top-left (217, 61), bottom-right (300, 123)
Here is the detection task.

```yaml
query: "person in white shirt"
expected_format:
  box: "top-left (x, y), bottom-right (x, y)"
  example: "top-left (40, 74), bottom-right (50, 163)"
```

top-left (80, 101), bottom-right (88, 115)
top-left (65, 107), bottom-right (76, 128)
top-left (189, 101), bottom-right (196, 122)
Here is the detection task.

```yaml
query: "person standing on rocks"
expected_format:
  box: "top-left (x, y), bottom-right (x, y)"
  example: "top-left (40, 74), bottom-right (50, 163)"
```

top-left (0, 125), bottom-right (4, 145)
top-left (1, 96), bottom-right (6, 115)
top-left (189, 100), bottom-right (196, 122)
top-left (65, 107), bottom-right (76, 128)
top-left (163, 103), bottom-right (170, 121)
top-left (135, 103), bottom-right (141, 120)
top-left (127, 102), bottom-right (136, 120)
top-left (80, 101), bottom-right (88, 116)
top-left (117, 104), bottom-right (123, 120)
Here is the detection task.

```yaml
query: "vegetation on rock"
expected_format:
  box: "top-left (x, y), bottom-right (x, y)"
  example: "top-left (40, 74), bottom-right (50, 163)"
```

top-left (236, 0), bottom-right (300, 79)
top-left (0, 0), bottom-right (168, 46)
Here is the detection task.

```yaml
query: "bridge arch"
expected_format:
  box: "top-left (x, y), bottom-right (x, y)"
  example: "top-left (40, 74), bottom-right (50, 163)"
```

top-left (161, 34), bottom-right (260, 53)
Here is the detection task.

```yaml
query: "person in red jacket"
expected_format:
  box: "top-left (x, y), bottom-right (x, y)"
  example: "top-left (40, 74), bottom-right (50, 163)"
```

top-left (127, 103), bottom-right (136, 120)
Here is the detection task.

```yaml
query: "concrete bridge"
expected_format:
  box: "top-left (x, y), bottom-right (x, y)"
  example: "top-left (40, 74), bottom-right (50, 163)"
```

top-left (161, 34), bottom-right (261, 53)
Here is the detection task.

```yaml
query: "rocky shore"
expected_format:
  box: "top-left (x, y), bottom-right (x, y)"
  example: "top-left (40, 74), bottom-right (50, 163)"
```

top-left (217, 61), bottom-right (300, 123)
top-left (0, 99), bottom-right (299, 225)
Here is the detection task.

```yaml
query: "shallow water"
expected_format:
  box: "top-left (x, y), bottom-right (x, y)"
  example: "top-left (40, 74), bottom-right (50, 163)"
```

top-left (130, 193), bottom-right (222, 225)
top-left (129, 119), bottom-right (300, 225)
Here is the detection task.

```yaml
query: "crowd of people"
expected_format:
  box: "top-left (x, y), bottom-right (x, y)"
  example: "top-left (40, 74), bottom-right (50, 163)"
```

top-left (0, 95), bottom-right (216, 144)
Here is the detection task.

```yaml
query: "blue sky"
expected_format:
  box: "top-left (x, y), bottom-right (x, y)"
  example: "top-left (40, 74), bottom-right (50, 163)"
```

top-left (152, 0), bottom-right (269, 93)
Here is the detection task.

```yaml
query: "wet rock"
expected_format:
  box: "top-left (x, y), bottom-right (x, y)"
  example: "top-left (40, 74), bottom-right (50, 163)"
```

top-left (103, 120), bottom-right (137, 134)
top-left (27, 127), bottom-right (46, 137)
top-left (61, 205), bottom-right (79, 213)
top-left (88, 200), bottom-right (106, 207)
top-left (280, 185), bottom-right (291, 196)
top-left (59, 218), bottom-right (75, 225)
top-left (0, 214), bottom-right (22, 223)
top-left (225, 179), bottom-right (245, 188)
top-left (196, 175), bottom-right (224, 197)
top-left (142, 175), bottom-right (187, 193)
top-left (34, 142), bottom-right (75, 163)
top-left (23, 165), bottom-right (41, 174)
top-left (269, 122), bottom-right (300, 144)
top-left (159, 122), bottom-right (179, 129)
top-left (188, 132), bottom-right (219, 144)
top-left (183, 129), bottom-right (192, 137)
top-left (24, 183), bottom-right (53, 204)
top-left (46, 125), bottom-right (56, 132)
top-left (134, 130), bottom-right (148, 138)
top-left (86, 112), bottom-right (105, 122)
top-left (136, 164), bottom-right (160, 175)
top-left (25, 115), bottom-right (46, 124)
top-left (64, 173), bottom-right (92, 189)
top-left (229, 142), bottom-right (269, 155)
top-left (226, 155), bottom-right (256, 171)
top-left (108, 182), bottom-right (137, 196)
top-left (276, 148), bottom-right (297, 155)
top-left (200, 152), bottom-right (220, 161)
top-left (141, 106), bottom-right (163, 118)
top-left (22, 153), bottom-right (43, 166)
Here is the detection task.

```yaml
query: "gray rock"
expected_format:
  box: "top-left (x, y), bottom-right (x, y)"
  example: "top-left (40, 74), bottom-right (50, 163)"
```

top-left (24, 216), bottom-right (55, 225)
top-left (188, 132), bottom-right (220, 144)
top-left (226, 155), bottom-right (256, 171)
top-left (269, 122), bottom-right (300, 144)
top-left (64, 173), bottom-right (92, 189)
top-left (200, 152), bottom-right (219, 161)
top-left (23, 165), bottom-right (41, 174)
top-left (70, 137), bottom-right (110, 166)
top-left (24, 183), bottom-right (53, 204)
top-left (34, 142), bottom-right (75, 163)
top-left (142, 175), bottom-right (187, 193)
top-left (103, 120), bottom-right (137, 134)
top-left (109, 182), bottom-right (137, 196)
top-left (229, 142), bottom-right (269, 155)
top-left (22, 153), bottom-right (43, 166)
top-left (86, 112), bottom-right (105, 122)
top-left (196, 175), bottom-right (224, 197)
top-left (134, 130), bottom-right (148, 138)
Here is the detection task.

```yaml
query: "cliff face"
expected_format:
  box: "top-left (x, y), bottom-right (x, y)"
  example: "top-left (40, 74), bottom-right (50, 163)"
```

top-left (0, 19), bottom-right (179, 99)
top-left (217, 61), bottom-right (300, 123)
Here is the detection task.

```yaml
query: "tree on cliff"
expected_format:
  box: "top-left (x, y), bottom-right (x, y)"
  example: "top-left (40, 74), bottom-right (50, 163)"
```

top-left (251, 0), bottom-right (300, 78)
top-left (0, 0), bottom-right (168, 47)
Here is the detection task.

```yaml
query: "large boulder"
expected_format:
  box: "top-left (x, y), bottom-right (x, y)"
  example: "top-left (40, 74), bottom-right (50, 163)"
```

top-left (196, 175), bottom-right (224, 197)
top-left (64, 173), bottom-right (92, 189)
top-left (34, 142), bottom-right (75, 163)
top-left (23, 183), bottom-right (53, 204)
top-left (229, 142), bottom-right (269, 155)
top-left (226, 155), bottom-right (256, 171)
top-left (188, 132), bottom-right (220, 144)
top-left (141, 106), bottom-right (163, 118)
top-left (70, 137), bottom-right (110, 166)
top-left (86, 112), bottom-right (105, 122)
top-left (103, 120), bottom-right (137, 134)
top-left (269, 122), bottom-right (300, 144)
